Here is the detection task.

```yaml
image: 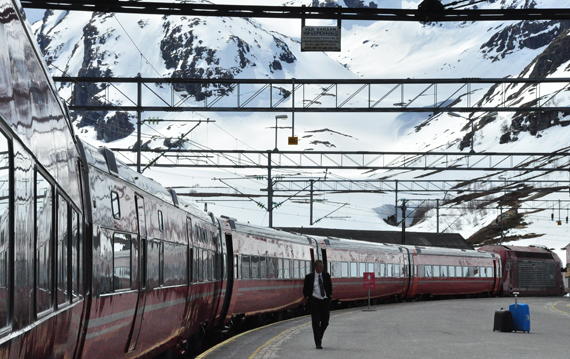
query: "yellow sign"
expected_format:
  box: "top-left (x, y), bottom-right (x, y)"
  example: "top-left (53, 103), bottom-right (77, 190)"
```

top-left (288, 137), bottom-right (298, 145)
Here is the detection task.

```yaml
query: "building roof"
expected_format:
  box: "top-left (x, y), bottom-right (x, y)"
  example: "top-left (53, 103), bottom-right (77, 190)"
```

top-left (277, 228), bottom-right (473, 250)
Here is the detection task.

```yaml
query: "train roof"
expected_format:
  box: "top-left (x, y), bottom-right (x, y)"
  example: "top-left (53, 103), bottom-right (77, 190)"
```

top-left (222, 218), bottom-right (313, 246)
top-left (277, 227), bottom-right (473, 250)
top-left (310, 235), bottom-right (404, 253)
top-left (410, 245), bottom-right (494, 258)
top-left (79, 140), bottom-right (213, 223)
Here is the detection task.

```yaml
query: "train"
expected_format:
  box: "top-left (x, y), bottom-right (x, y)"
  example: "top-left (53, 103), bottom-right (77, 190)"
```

top-left (0, 1), bottom-right (565, 358)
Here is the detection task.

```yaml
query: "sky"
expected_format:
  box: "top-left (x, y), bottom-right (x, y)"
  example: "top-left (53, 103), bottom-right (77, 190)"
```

top-left (23, 8), bottom-right (45, 24)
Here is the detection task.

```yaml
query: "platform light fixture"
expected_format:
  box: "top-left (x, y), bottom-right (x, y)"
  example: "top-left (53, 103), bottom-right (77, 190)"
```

top-left (274, 115), bottom-right (288, 152)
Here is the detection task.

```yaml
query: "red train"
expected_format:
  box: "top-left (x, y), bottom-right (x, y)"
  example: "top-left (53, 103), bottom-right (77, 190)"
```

top-left (478, 245), bottom-right (565, 297)
top-left (0, 1), bottom-right (564, 358)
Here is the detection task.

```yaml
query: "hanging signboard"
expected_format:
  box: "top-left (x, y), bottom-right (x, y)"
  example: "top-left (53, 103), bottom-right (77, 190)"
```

top-left (301, 26), bottom-right (341, 52)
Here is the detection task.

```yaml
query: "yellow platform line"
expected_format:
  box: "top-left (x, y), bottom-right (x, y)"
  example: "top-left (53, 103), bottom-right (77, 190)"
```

top-left (549, 301), bottom-right (570, 316)
top-left (196, 314), bottom-right (310, 359)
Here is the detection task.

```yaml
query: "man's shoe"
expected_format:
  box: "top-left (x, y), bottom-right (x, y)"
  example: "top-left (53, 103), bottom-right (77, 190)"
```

top-left (316, 345), bottom-right (323, 349)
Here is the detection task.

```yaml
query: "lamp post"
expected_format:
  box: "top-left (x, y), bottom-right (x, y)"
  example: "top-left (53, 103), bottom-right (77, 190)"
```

top-left (274, 115), bottom-right (288, 151)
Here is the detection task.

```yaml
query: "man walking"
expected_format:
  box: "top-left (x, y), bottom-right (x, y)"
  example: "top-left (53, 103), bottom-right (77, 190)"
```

top-left (303, 260), bottom-right (332, 349)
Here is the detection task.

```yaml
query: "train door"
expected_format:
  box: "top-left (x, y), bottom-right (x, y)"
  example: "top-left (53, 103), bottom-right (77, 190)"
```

top-left (181, 217), bottom-right (193, 328)
top-left (401, 247), bottom-right (413, 298)
top-left (126, 195), bottom-right (148, 352)
top-left (216, 224), bottom-right (234, 327)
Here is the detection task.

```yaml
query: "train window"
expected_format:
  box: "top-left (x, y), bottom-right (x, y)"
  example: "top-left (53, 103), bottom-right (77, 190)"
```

top-left (283, 259), bottom-right (290, 279)
top-left (351, 263), bottom-right (357, 277)
top-left (0, 134), bottom-right (9, 327)
top-left (374, 263), bottom-right (380, 278)
top-left (456, 266), bottom-right (462, 277)
top-left (158, 210), bottom-right (164, 232)
top-left (234, 255), bottom-right (238, 279)
top-left (300, 261), bottom-right (306, 278)
top-left (268, 258), bottom-right (276, 279)
top-left (71, 209), bottom-right (80, 300)
top-left (487, 267), bottom-right (493, 277)
top-left (209, 251), bottom-right (214, 281)
top-left (479, 267), bottom-right (486, 278)
top-left (394, 264), bottom-right (400, 278)
top-left (449, 266), bottom-right (455, 277)
top-left (441, 266), bottom-right (447, 277)
top-left (367, 263), bottom-right (374, 273)
top-left (432, 266), bottom-right (440, 277)
top-left (162, 241), bottom-right (187, 286)
top-left (242, 255), bottom-right (251, 279)
top-left (331, 262), bottom-right (340, 277)
top-left (187, 218), bottom-right (193, 242)
top-left (424, 265), bottom-right (432, 277)
top-left (201, 249), bottom-right (208, 281)
top-left (306, 261), bottom-right (311, 276)
top-left (294, 260), bottom-right (300, 279)
top-left (379, 263), bottom-right (386, 277)
top-left (277, 258), bottom-right (283, 279)
top-left (111, 191), bottom-right (120, 219)
top-left (36, 171), bottom-right (53, 315)
top-left (473, 267), bottom-right (480, 278)
top-left (57, 196), bottom-right (69, 306)
top-left (414, 265), bottom-right (418, 277)
top-left (340, 262), bottom-right (348, 278)
top-left (462, 266), bottom-right (469, 277)
top-left (259, 257), bottom-right (267, 279)
top-left (251, 256), bottom-right (259, 279)
top-left (113, 233), bottom-right (132, 291)
top-left (386, 264), bottom-right (393, 277)
top-left (147, 240), bottom-right (161, 287)
top-left (359, 263), bottom-right (366, 276)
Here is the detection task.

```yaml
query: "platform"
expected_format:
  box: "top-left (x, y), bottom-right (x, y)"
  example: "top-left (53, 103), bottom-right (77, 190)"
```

top-left (197, 297), bottom-right (570, 359)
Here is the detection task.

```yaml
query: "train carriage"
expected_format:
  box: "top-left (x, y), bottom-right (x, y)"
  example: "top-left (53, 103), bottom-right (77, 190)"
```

top-left (479, 245), bottom-right (565, 296)
top-left (220, 219), bottom-right (318, 320)
top-left (407, 246), bottom-right (500, 298)
top-left (319, 237), bottom-right (409, 302)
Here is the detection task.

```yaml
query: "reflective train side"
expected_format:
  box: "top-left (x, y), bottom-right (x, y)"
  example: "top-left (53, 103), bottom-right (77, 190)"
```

top-left (0, 0), bottom-right (85, 358)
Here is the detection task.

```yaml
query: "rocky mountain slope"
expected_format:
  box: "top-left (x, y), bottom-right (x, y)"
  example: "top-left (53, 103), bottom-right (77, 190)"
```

top-left (29, 0), bottom-right (570, 260)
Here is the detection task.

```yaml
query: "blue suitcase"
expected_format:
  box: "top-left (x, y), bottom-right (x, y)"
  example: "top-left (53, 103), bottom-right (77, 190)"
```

top-left (509, 302), bottom-right (530, 333)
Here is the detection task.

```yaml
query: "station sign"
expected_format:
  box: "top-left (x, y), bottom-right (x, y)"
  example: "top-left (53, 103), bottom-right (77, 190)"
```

top-left (288, 136), bottom-right (298, 145)
top-left (363, 272), bottom-right (375, 289)
top-left (301, 26), bottom-right (341, 52)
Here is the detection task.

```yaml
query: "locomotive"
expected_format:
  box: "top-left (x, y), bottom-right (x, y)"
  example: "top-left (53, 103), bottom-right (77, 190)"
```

top-left (0, 1), bottom-right (564, 358)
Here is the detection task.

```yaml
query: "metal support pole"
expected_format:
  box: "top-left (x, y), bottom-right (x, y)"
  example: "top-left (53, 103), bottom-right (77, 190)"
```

top-left (401, 199), bottom-right (406, 245)
top-left (137, 78), bottom-right (142, 173)
top-left (470, 116), bottom-right (475, 154)
top-left (310, 179), bottom-right (314, 225)
top-left (274, 116), bottom-right (278, 151)
top-left (394, 180), bottom-right (398, 224)
top-left (292, 78), bottom-right (295, 137)
top-left (500, 201), bottom-right (504, 242)
top-left (436, 199), bottom-right (440, 234)
top-left (268, 151), bottom-right (273, 228)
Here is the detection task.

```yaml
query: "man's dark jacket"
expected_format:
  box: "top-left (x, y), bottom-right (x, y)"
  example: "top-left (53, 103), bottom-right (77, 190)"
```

top-left (303, 272), bottom-right (333, 300)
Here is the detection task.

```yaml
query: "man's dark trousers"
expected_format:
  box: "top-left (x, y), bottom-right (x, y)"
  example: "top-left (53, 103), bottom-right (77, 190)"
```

top-left (309, 297), bottom-right (330, 346)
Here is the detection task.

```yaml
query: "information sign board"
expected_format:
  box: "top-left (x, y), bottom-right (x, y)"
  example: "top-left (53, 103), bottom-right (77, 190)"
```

top-left (301, 26), bottom-right (341, 52)
top-left (363, 272), bottom-right (375, 289)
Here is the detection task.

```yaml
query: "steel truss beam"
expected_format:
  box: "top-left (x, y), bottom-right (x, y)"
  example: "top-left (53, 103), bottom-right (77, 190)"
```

top-left (110, 149), bottom-right (570, 172)
top-left (55, 77), bottom-right (570, 113)
top-left (269, 179), bottom-right (570, 193)
top-left (20, 1), bottom-right (570, 22)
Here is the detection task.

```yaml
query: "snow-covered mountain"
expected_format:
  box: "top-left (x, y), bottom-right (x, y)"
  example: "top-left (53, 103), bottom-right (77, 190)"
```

top-left (28, 0), bottom-right (570, 262)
